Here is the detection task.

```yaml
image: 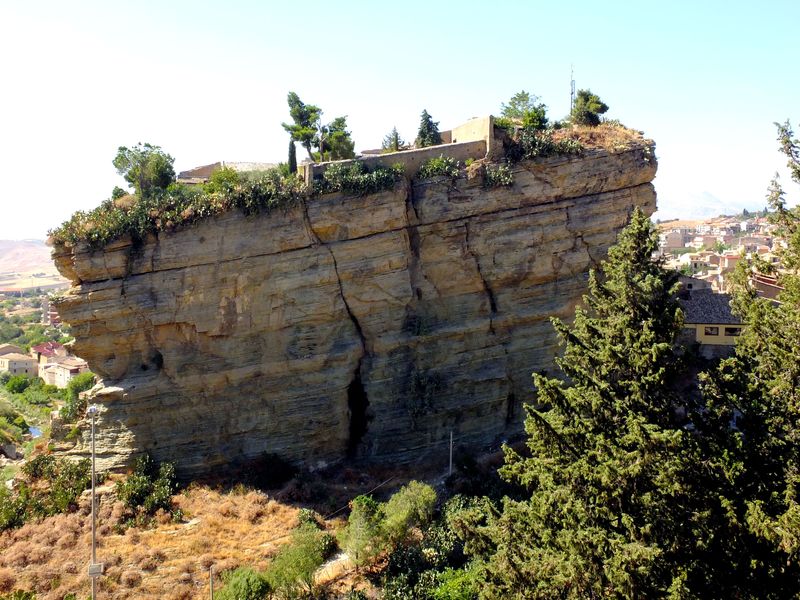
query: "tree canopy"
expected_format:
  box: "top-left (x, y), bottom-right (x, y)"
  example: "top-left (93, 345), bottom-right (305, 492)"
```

top-left (570, 89), bottom-right (609, 126)
top-left (282, 92), bottom-right (354, 162)
top-left (382, 126), bottom-right (405, 153)
top-left (282, 92), bottom-right (321, 159)
top-left (688, 119), bottom-right (800, 597)
top-left (473, 208), bottom-right (722, 598)
top-left (317, 115), bottom-right (355, 161)
top-left (415, 110), bottom-right (442, 148)
top-left (501, 90), bottom-right (548, 130)
top-left (112, 143), bottom-right (175, 199)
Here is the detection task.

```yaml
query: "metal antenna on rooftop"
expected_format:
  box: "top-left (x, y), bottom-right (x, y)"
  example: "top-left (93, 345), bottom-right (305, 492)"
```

top-left (570, 64), bottom-right (576, 114)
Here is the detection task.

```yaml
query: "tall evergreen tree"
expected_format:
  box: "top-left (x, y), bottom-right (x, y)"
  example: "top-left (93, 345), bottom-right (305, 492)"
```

top-left (382, 126), bottom-right (404, 153)
top-left (474, 208), bottom-right (723, 598)
top-left (288, 139), bottom-right (297, 174)
top-left (415, 110), bottom-right (442, 148)
top-left (692, 120), bottom-right (800, 597)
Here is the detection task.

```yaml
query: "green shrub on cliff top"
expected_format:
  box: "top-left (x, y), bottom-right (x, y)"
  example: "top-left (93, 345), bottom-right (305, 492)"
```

top-left (418, 155), bottom-right (461, 179)
top-left (50, 167), bottom-right (306, 249)
top-left (314, 161), bottom-right (403, 196)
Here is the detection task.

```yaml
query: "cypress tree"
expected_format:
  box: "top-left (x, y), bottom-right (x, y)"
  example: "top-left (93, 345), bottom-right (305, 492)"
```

top-left (288, 139), bottom-right (297, 174)
top-left (476, 208), bottom-right (714, 598)
top-left (692, 120), bottom-right (800, 598)
top-left (415, 110), bottom-right (442, 148)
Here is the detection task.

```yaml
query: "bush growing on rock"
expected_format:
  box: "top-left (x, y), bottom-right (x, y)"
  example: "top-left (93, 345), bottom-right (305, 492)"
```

top-left (216, 567), bottom-right (271, 600)
top-left (115, 453), bottom-right (178, 526)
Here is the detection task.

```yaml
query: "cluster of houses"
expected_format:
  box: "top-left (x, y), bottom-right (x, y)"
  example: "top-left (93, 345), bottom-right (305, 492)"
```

top-left (659, 215), bottom-right (777, 292)
top-left (659, 214), bottom-right (784, 358)
top-left (0, 341), bottom-right (89, 388)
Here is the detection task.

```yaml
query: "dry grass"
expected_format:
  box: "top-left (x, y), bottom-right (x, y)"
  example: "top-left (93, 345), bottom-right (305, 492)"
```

top-left (0, 462), bottom-right (439, 598)
top-left (0, 481), bottom-right (300, 599)
top-left (552, 121), bottom-right (651, 153)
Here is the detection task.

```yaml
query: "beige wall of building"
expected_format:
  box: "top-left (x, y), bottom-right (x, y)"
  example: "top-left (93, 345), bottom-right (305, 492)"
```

top-left (0, 353), bottom-right (38, 376)
top-left (686, 323), bottom-right (743, 346)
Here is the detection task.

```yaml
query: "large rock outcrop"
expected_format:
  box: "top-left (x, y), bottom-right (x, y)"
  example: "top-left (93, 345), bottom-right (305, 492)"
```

top-left (52, 143), bottom-right (657, 476)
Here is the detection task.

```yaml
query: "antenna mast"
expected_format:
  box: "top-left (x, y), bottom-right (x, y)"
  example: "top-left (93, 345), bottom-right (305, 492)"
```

top-left (570, 64), bottom-right (576, 114)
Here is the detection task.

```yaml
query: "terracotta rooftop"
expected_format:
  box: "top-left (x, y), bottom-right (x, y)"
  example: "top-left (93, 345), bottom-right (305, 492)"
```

top-left (31, 341), bottom-right (64, 357)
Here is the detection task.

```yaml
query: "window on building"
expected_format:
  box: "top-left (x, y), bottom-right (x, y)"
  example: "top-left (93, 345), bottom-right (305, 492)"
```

top-left (704, 326), bottom-right (719, 336)
top-left (724, 327), bottom-right (741, 337)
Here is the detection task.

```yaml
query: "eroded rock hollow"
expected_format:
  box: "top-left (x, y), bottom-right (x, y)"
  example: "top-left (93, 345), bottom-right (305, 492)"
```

top-left (52, 144), bottom-right (657, 476)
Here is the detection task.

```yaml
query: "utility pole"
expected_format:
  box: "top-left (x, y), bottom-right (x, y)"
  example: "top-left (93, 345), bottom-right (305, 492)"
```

top-left (449, 430), bottom-right (453, 476)
top-left (87, 405), bottom-right (103, 598)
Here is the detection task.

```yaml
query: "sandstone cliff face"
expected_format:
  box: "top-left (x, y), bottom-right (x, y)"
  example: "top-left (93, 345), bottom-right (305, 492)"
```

top-left (52, 145), bottom-right (657, 476)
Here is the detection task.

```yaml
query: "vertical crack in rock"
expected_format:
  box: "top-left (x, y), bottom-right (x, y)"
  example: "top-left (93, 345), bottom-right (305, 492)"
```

top-left (302, 198), bottom-right (370, 455)
top-left (505, 391), bottom-right (517, 426)
top-left (464, 220), bottom-right (498, 332)
top-left (464, 220), bottom-right (517, 421)
top-left (404, 179), bottom-right (425, 301)
top-left (346, 362), bottom-right (369, 457)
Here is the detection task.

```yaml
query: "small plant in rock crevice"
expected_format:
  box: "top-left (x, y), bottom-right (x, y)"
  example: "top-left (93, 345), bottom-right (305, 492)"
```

top-left (484, 164), bottom-right (514, 187)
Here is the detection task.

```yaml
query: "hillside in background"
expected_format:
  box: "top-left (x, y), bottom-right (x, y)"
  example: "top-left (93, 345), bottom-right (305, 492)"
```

top-left (0, 240), bottom-right (68, 292)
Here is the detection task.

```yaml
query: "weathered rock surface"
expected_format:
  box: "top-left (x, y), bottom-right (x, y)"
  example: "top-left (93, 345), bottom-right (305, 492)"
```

top-left (52, 144), bottom-right (657, 476)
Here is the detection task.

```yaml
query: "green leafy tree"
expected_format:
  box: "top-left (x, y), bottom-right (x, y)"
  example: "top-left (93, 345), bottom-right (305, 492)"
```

top-left (382, 480), bottom-right (437, 544)
top-left (112, 143), bottom-right (175, 199)
top-left (339, 495), bottom-right (384, 568)
top-left (318, 115), bottom-right (356, 161)
top-left (111, 186), bottom-right (128, 200)
top-left (382, 126), bottom-right (405, 153)
top-left (203, 166), bottom-right (240, 195)
top-left (282, 91), bottom-right (322, 160)
top-left (5, 375), bottom-right (30, 394)
top-left (288, 138), bottom-right (297, 174)
top-left (415, 110), bottom-right (442, 148)
top-left (570, 89), bottom-right (609, 126)
top-left (501, 90), bottom-right (548, 130)
top-left (474, 208), bottom-right (727, 598)
top-left (265, 523), bottom-right (329, 597)
top-left (216, 567), bottom-right (271, 600)
top-left (60, 372), bottom-right (96, 422)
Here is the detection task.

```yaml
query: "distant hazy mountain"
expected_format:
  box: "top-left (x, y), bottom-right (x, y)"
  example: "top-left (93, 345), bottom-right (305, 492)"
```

top-left (656, 191), bottom-right (761, 221)
top-left (0, 239), bottom-right (61, 277)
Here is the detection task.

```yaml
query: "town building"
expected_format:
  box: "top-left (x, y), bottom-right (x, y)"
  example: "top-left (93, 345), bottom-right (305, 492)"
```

top-left (679, 286), bottom-right (742, 359)
top-left (40, 357), bottom-right (90, 388)
top-left (0, 352), bottom-right (38, 377)
top-left (177, 161), bottom-right (278, 185)
top-left (30, 341), bottom-right (68, 378)
top-left (0, 343), bottom-right (25, 357)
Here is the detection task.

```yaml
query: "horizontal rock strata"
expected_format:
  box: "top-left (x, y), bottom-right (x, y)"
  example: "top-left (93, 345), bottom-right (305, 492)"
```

top-left (52, 144), bottom-right (657, 476)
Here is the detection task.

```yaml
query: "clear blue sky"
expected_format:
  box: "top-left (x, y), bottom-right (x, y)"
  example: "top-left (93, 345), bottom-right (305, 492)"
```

top-left (1, 0), bottom-right (797, 239)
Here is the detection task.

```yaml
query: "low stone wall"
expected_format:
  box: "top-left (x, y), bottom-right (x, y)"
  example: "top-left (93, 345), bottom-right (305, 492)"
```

top-left (303, 139), bottom-right (488, 185)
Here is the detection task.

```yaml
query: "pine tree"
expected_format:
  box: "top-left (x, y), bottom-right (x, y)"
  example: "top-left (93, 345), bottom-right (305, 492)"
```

top-left (288, 139), bottom-right (297, 174)
top-left (382, 126), bottom-right (404, 153)
top-left (570, 89), bottom-right (609, 126)
top-left (282, 91), bottom-right (321, 159)
top-left (476, 208), bottom-right (719, 598)
top-left (415, 110), bottom-right (442, 148)
top-left (318, 116), bottom-right (355, 161)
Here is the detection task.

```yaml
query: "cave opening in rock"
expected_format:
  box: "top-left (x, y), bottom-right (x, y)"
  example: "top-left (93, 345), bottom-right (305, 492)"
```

top-left (347, 368), bottom-right (369, 458)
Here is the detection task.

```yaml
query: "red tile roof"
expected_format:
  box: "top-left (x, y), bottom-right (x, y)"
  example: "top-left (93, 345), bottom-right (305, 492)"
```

top-left (31, 341), bottom-right (64, 357)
